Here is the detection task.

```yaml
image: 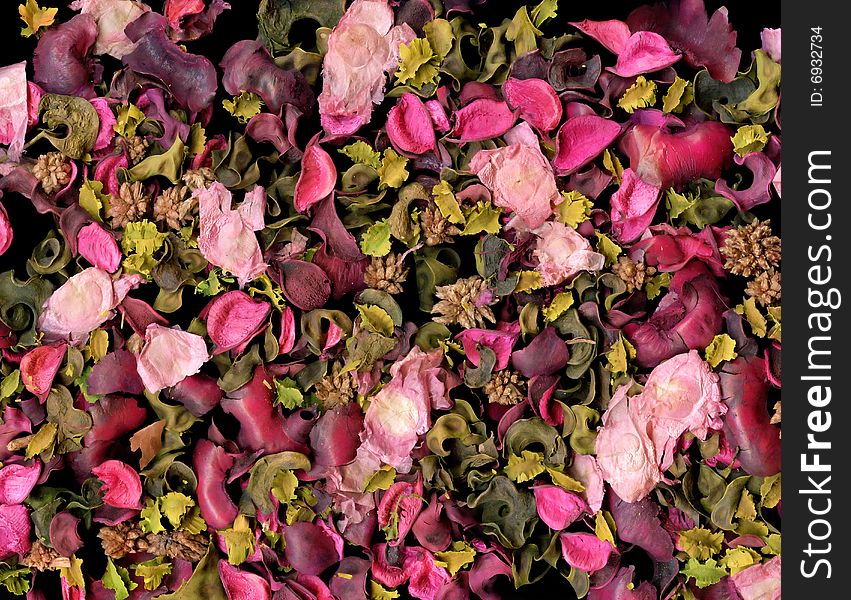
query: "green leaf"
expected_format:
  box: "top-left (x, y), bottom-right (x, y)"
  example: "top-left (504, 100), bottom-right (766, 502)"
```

top-left (603, 149), bottom-right (624, 183)
top-left (160, 492), bottom-right (194, 528)
top-left (680, 558), bottom-right (727, 589)
top-left (704, 334), bottom-right (737, 368)
top-left (103, 558), bottom-right (137, 600)
top-left (180, 507), bottom-right (207, 534)
top-left (736, 490), bottom-right (757, 521)
top-left (271, 469), bottom-right (299, 504)
top-left (195, 268), bottom-right (235, 297)
top-left (759, 473), bottom-right (781, 509)
top-left (245, 452), bottom-right (312, 516)
top-left (506, 6), bottom-right (541, 57)
top-left (356, 304), bottom-right (395, 337)
top-left (432, 181), bottom-right (465, 224)
top-left (731, 124), bottom-right (770, 157)
top-left (78, 179), bottom-right (111, 223)
top-left (0, 561), bottom-right (31, 595)
top-left (595, 233), bottom-right (621, 266)
top-left (666, 188), bottom-right (696, 220)
top-left (155, 543), bottom-right (225, 600)
top-left (363, 465), bottom-right (397, 493)
top-left (396, 38), bottom-right (440, 89)
top-left (663, 77), bottom-right (693, 114)
top-left (618, 76), bottom-right (657, 113)
top-left (434, 541), bottom-right (476, 576)
top-left (133, 558), bottom-right (172, 591)
top-left (38, 94), bottom-right (100, 159)
top-left (140, 497), bottom-right (166, 534)
top-left (606, 334), bottom-right (635, 376)
top-left (26, 422), bottom-right (57, 460)
top-left (505, 450), bottom-right (545, 483)
top-left (736, 297), bottom-right (767, 337)
top-left (594, 511), bottom-right (616, 546)
top-left (274, 377), bottom-right (304, 410)
top-left (114, 103), bottom-right (146, 138)
top-left (547, 467), bottom-right (585, 493)
top-left (423, 18), bottom-right (453, 61)
top-left (556, 190), bottom-right (593, 228)
top-left (460, 202), bottom-right (501, 235)
top-left (222, 92), bottom-right (264, 124)
top-left (129, 137), bottom-right (186, 184)
top-left (678, 528), bottom-right (724, 561)
top-left (121, 219), bottom-right (167, 277)
top-left (514, 270), bottom-right (543, 293)
top-left (0, 369), bottom-right (21, 400)
top-left (340, 141), bottom-right (381, 169)
top-left (530, 0), bottom-right (558, 27)
top-left (60, 554), bottom-right (85, 590)
top-left (221, 515), bottom-right (255, 565)
top-left (645, 272), bottom-right (671, 300)
top-left (188, 123), bottom-right (207, 155)
top-left (360, 219), bottom-right (392, 257)
top-left (543, 292), bottom-right (574, 323)
top-left (377, 149), bottom-right (409, 190)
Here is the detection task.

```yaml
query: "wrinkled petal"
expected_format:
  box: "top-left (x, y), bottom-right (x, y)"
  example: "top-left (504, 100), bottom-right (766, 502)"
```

top-left (0, 462), bottom-right (41, 505)
top-left (533, 221), bottom-right (605, 286)
top-left (70, 0), bottom-right (150, 59)
top-left (136, 324), bottom-right (209, 393)
top-left (285, 521), bottom-right (343, 576)
top-left (534, 486), bottom-right (588, 530)
top-left (502, 78), bottom-right (562, 132)
top-left (0, 504), bottom-right (31, 558)
top-left (715, 152), bottom-right (776, 211)
top-left (560, 533), bottom-right (613, 573)
top-left (0, 62), bottom-right (29, 162)
top-left (20, 343), bottom-right (66, 402)
top-left (610, 168), bottom-right (662, 243)
top-left (33, 14), bottom-right (101, 98)
top-left (570, 19), bottom-right (632, 54)
top-left (294, 136), bottom-right (337, 213)
top-left (92, 459), bottom-right (142, 509)
top-left (219, 561), bottom-right (272, 600)
top-left (610, 32), bottom-right (680, 77)
top-left (388, 92), bottom-right (437, 155)
top-left (731, 556), bottom-right (781, 600)
top-left (77, 222), bottom-right (121, 272)
top-left (205, 291), bottom-right (271, 354)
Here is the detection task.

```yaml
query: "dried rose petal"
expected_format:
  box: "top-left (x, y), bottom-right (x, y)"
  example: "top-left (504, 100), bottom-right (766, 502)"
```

top-left (91, 460), bottom-right (143, 509)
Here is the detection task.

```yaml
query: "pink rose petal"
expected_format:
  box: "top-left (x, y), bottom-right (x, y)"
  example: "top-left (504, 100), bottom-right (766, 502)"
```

top-left (0, 62), bottom-right (29, 163)
top-left (136, 324), bottom-right (209, 393)
top-left (0, 462), bottom-right (41, 505)
top-left (0, 504), bottom-right (31, 558)
top-left (567, 454), bottom-right (605, 513)
top-left (77, 222), bottom-right (121, 272)
top-left (533, 486), bottom-right (588, 530)
top-left (502, 78), bottom-right (562, 132)
top-left (92, 460), bottom-right (142, 509)
top-left (609, 32), bottom-right (680, 77)
top-left (0, 204), bottom-right (11, 256)
top-left (533, 222), bottom-right (605, 286)
top-left (219, 561), bottom-right (272, 600)
top-left (205, 290), bottom-right (271, 354)
top-left (451, 98), bottom-right (516, 142)
top-left (610, 168), bottom-right (662, 244)
top-left (731, 556), bottom-right (781, 600)
top-left (89, 97), bottom-right (116, 151)
top-left (20, 343), bottom-right (67, 402)
top-left (387, 92), bottom-right (437, 156)
top-left (570, 19), bottom-right (632, 54)
top-left (559, 532), bottom-right (613, 573)
top-left (294, 135), bottom-right (337, 213)
top-left (553, 115), bottom-right (622, 175)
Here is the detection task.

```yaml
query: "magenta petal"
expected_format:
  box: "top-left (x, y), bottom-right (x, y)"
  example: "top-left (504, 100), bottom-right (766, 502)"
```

top-left (310, 403), bottom-right (363, 467)
top-left (89, 97), bottom-right (116, 151)
top-left (570, 19), bottom-right (632, 54)
top-left (33, 14), bottom-right (100, 98)
top-left (294, 136), bottom-right (337, 213)
top-left (91, 460), bottom-right (142, 509)
top-left (49, 511), bottom-right (83, 558)
top-left (451, 99), bottom-right (516, 142)
top-left (246, 112), bottom-right (292, 155)
top-left (20, 343), bottom-right (66, 402)
top-left (456, 324), bottom-right (520, 371)
top-left (0, 205), bottom-right (12, 257)
top-left (387, 93), bottom-right (437, 156)
top-left (0, 462), bottom-right (41, 505)
top-left (93, 151), bottom-right (128, 198)
top-left (511, 327), bottom-right (569, 378)
top-left (502, 78), bottom-right (562, 132)
top-left (166, 373), bottom-right (223, 416)
top-left (371, 543), bottom-right (410, 588)
top-left (284, 521), bottom-right (343, 576)
top-left (610, 168), bottom-right (661, 244)
top-left (533, 486), bottom-right (588, 530)
top-left (469, 553), bottom-right (512, 600)
top-left (425, 100), bottom-right (450, 132)
top-left (412, 496), bottom-right (452, 552)
top-left (560, 533), bottom-right (613, 573)
top-left (553, 115), bottom-right (621, 175)
top-left (219, 561), bottom-right (272, 600)
top-left (715, 152), bottom-right (776, 211)
top-left (194, 439), bottom-right (238, 529)
top-left (405, 547), bottom-right (451, 600)
top-left (378, 479), bottom-right (425, 544)
top-left (77, 222), bottom-right (121, 272)
top-left (86, 350), bottom-right (145, 396)
top-left (610, 32), bottom-right (680, 77)
top-left (278, 306), bottom-right (296, 355)
top-left (0, 504), bottom-right (31, 558)
top-left (205, 291), bottom-right (271, 354)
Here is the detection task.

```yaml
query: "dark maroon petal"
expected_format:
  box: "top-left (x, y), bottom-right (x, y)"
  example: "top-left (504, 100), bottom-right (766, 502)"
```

top-left (85, 395), bottom-right (147, 444)
top-left (193, 439), bottom-right (239, 529)
top-left (719, 356), bottom-right (781, 477)
top-left (33, 14), bottom-right (100, 98)
top-left (330, 557), bottom-right (370, 600)
top-left (511, 327), bottom-right (569, 378)
top-left (136, 88), bottom-right (191, 147)
top-left (284, 521), bottom-right (342, 576)
top-left (387, 93), bottom-right (437, 156)
top-left (123, 12), bottom-right (217, 113)
top-left (166, 373), bottom-right (223, 416)
top-left (220, 40), bottom-right (315, 116)
top-left (49, 512), bottom-right (83, 557)
top-left (309, 403), bottom-right (363, 467)
top-left (627, 0), bottom-right (742, 83)
top-left (279, 260), bottom-right (332, 311)
top-left (589, 566), bottom-right (657, 600)
top-left (118, 296), bottom-right (170, 336)
top-left (609, 494), bottom-right (674, 562)
top-left (715, 152), bottom-right (776, 211)
top-left (0, 408), bottom-right (32, 463)
top-left (87, 351), bottom-right (145, 396)
top-left (468, 553), bottom-right (512, 600)
top-left (246, 113), bottom-right (294, 156)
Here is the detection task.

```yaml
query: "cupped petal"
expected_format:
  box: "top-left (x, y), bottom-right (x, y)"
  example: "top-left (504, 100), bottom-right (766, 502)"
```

top-left (554, 115), bottom-right (622, 175)
top-left (533, 486), bottom-right (588, 530)
top-left (0, 504), bottom-right (31, 558)
top-left (136, 324), bottom-right (209, 393)
top-left (502, 78), bottom-right (562, 132)
top-left (451, 98), bottom-right (516, 142)
top-left (387, 92), bottom-right (437, 155)
top-left (219, 561), bottom-right (272, 600)
top-left (0, 462), bottom-right (41, 505)
top-left (77, 222), bottom-right (121, 272)
top-left (205, 291), bottom-right (271, 354)
top-left (560, 533), bottom-right (613, 573)
top-left (610, 168), bottom-right (661, 244)
top-left (284, 521), bottom-right (343, 576)
top-left (20, 343), bottom-right (67, 402)
top-left (610, 32), bottom-right (680, 77)
top-left (294, 136), bottom-right (337, 213)
top-left (33, 14), bottom-right (100, 98)
top-left (91, 459), bottom-right (143, 509)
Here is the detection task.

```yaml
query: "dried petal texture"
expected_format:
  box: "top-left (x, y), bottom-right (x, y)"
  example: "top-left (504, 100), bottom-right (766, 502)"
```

top-left (470, 143), bottom-right (559, 229)
top-left (595, 385), bottom-right (661, 503)
top-left (219, 561), bottom-right (272, 600)
top-left (533, 221), bottom-right (605, 286)
top-left (559, 533), bottom-right (613, 573)
top-left (456, 323), bottom-right (520, 371)
top-left (554, 115), bottom-right (622, 175)
top-left (761, 28), bottom-right (781, 63)
top-left (387, 92), bottom-right (437, 155)
top-left (404, 547), bottom-right (451, 600)
top-left (610, 32), bottom-right (680, 77)
top-left (451, 98), bottom-right (516, 142)
top-left (205, 291), bottom-right (271, 354)
top-left (0, 205), bottom-right (10, 256)
top-left (534, 486), bottom-right (588, 530)
top-left (89, 97), bottom-right (116, 151)
top-left (294, 136), bottom-right (337, 213)
top-left (0, 62), bottom-right (28, 162)
top-left (0, 504), bottom-right (31, 558)
top-left (620, 121), bottom-right (732, 189)
top-left (715, 152), bottom-right (776, 211)
top-left (502, 78), bottom-right (562, 132)
top-left (633, 350), bottom-right (725, 469)
top-left (570, 19), bottom-right (632, 54)
top-left (91, 460), bottom-right (143, 509)
top-left (197, 182), bottom-right (267, 286)
top-left (70, 0), bottom-right (150, 59)
top-left (38, 267), bottom-right (143, 345)
top-left (77, 222), bottom-right (121, 272)
top-left (0, 462), bottom-right (41, 505)
top-left (731, 556), bottom-right (781, 600)
top-left (567, 454), bottom-right (605, 513)
top-left (319, 0), bottom-right (415, 135)
top-left (33, 14), bottom-right (100, 98)
top-left (610, 168), bottom-right (661, 244)
top-left (284, 521), bottom-right (344, 576)
top-left (20, 343), bottom-right (66, 402)
top-left (378, 479), bottom-right (424, 544)
top-left (194, 439), bottom-right (238, 529)
top-left (136, 324), bottom-right (209, 393)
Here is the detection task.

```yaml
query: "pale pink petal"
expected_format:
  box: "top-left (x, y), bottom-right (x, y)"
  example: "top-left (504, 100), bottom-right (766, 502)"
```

top-left (610, 168), bottom-right (662, 243)
top-left (136, 324), bottom-right (209, 393)
top-left (533, 486), bottom-right (588, 530)
top-left (92, 460), bottom-right (142, 509)
top-left (0, 462), bottom-right (41, 504)
top-left (77, 222), bottom-right (121, 272)
top-left (731, 556), bottom-right (781, 600)
top-left (533, 222), bottom-right (605, 286)
top-left (0, 62), bottom-right (29, 162)
top-left (566, 454), bottom-right (605, 513)
top-left (70, 0), bottom-right (150, 58)
top-left (294, 135), bottom-right (337, 213)
top-left (761, 28), bottom-right (781, 63)
top-left (559, 533), bottom-right (613, 573)
top-left (553, 115), bottom-right (622, 175)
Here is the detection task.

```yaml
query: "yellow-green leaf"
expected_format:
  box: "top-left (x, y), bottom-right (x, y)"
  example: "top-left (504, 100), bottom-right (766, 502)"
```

top-left (60, 554), bottom-right (85, 589)
top-left (423, 19), bottom-right (453, 61)
top-left (704, 334), bottom-right (737, 368)
top-left (530, 0), bottom-right (558, 26)
top-left (140, 498), bottom-right (166, 534)
top-left (603, 149), bottom-right (624, 183)
top-left (546, 467), bottom-right (585, 492)
top-left (759, 473), bottom-right (781, 508)
top-left (432, 181), bottom-right (465, 224)
top-left (357, 304), bottom-right (395, 337)
top-left (377, 149), bottom-right (409, 190)
top-left (188, 123), bottom-right (207, 156)
top-left (594, 511), bottom-right (616, 546)
top-left (78, 179), bottom-right (111, 223)
top-left (434, 541), bottom-right (476, 576)
top-left (767, 306), bottom-right (781, 342)
top-left (221, 515), bottom-right (255, 565)
top-left (606, 334), bottom-right (635, 376)
top-left (19, 0), bottom-right (57, 38)
top-left (736, 297), bottom-right (767, 337)
top-left (360, 220), bottom-right (392, 257)
top-left (88, 329), bottom-right (109, 363)
top-left (618, 76), bottom-right (657, 113)
top-left (222, 91), bottom-right (264, 124)
top-left (645, 272), bottom-right (671, 300)
top-left (505, 450), bottom-right (545, 483)
top-left (103, 558), bottom-right (136, 600)
top-left (340, 141), bottom-right (381, 169)
top-left (274, 377), bottom-right (305, 410)
top-left (666, 188), bottom-right (696, 220)
top-left (732, 124), bottom-right (770, 157)
top-left (26, 422), bottom-right (57, 460)
top-left (514, 270), bottom-right (543, 293)
top-left (679, 528), bottom-right (724, 561)
top-left (680, 558), bottom-right (727, 589)
top-left (114, 103), bottom-right (146, 138)
top-left (364, 465), bottom-right (397, 493)
top-left (543, 292), bottom-right (574, 322)
top-left (160, 492), bottom-right (194, 528)
top-left (663, 77), bottom-right (693, 114)
top-left (719, 548), bottom-right (761, 576)
top-left (595, 233), bottom-right (621, 266)
top-left (396, 38), bottom-right (440, 89)
top-left (556, 190), bottom-right (593, 228)
top-left (271, 469), bottom-right (299, 504)
top-left (736, 491), bottom-right (757, 521)
top-left (506, 7), bottom-right (541, 57)
top-left (369, 580), bottom-right (400, 600)
top-left (133, 558), bottom-right (172, 591)
top-left (0, 369), bottom-right (21, 400)
top-left (460, 202), bottom-right (501, 235)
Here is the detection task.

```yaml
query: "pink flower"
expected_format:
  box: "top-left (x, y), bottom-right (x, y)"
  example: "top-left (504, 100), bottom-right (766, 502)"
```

top-left (559, 533), bottom-right (613, 573)
top-left (0, 462), bottom-right (41, 505)
top-left (731, 556), bottom-right (781, 600)
top-left (360, 347), bottom-right (456, 472)
top-left (37, 267), bottom-right (143, 345)
top-left (77, 222), bottom-right (121, 272)
top-left (0, 504), bottom-right (31, 558)
top-left (0, 62), bottom-right (29, 163)
top-left (533, 486), bottom-right (588, 530)
top-left (595, 385), bottom-right (661, 503)
top-left (470, 143), bottom-right (560, 229)
top-left (70, 0), bottom-right (150, 58)
top-left (633, 350), bottom-right (725, 469)
top-left (91, 460), bottom-right (142, 509)
top-left (319, 0), bottom-right (415, 135)
top-left (197, 182), bottom-right (267, 286)
top-left (136, 324), bottom-right (209, 393)
top-left (533, 221), bottom-right (605, 286)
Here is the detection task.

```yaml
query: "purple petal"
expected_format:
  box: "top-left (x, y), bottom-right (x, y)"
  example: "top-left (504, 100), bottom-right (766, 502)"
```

top-left (284, 521), bottom-right (343, 576)
top-left (87, 350), bottom-right (145, 396)
top-left (511, 327), bottom-right (569, 378)
top-left (33, 14), bottom-right (100, 98)
top-left (715, 152), bottom-right (776, 211)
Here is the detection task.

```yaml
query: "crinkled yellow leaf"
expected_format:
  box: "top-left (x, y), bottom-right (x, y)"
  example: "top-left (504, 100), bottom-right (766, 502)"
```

top-left (530, 0), bottom-right (558, 27)
top-left (680, 558), bottom-right (727, 589)
top-left (369, 580), bottom-right (400, 600)
top-left (271, 468), bottom-right (299, 505)
top-left (556, 190), bottom-right (593, 228)
top-left (546, 467), bottom-right (585, 492)
top-left (645, 272), bottom-right (671, 299)
top-left (88, 329), bottom-right (109, 363)
top-left (663, 77), bottom-right (693, 114)
top-left (188, 123), bottom-right (207, 156)
top-left (222, 91), bottom-right (264, 124)
top-left (378, 149), bottom-right (409, 190)
top-left (103, 558), bottom-right (136, 600)
top-left (360, 219), bottom-right (392, 257)
top-left (666, 189), bottom-right (696, 220)
top-left (432, 181), bottom-right (465, 224)
top-left (543, 292), bottom-right (574, 322)
top-left (221, 515), bottom-right (255, 565)
top-left (736, 297), bottom-right (767, 337)
top-left (595, 233), bottom-right (621, 266)
top-left (736, 490), bottom-right (757, 521)
top-left (160, 492), bottom-right (194, 528)
top-left (19, 0), bottom-right (57, 38)
top-left (140, 498), bottom-right (166, 534)
top-left (79, 179), bottom-right (111, 223)
top-left (606, 334), bottom-right (635, 376)
top-left (113, 103), bottom-right (146, 138)
top-left (595, 511), bottom-right (616, 546)
top-left (759, 473), bottom-right (781, 509)
top-left (357, 304), bottom-right (395, 337)
top-left (340, 141), bottom-right (381, 169)
top-left (719, 547), bottom-right (761, 576)
top-left (460, 202), bottom-right (501, 235)
top-left (434, 541), bottom-right (476, 576)
top-left (364, 465), bottom-right (397, 493)
top-left (134, 558), bottom-right (172, 591)
top-left (618, 76), bottom-right (657, 113)
top-left (704, 334), bottom-right (737, 368)
top-left (767, 306), bottom-right (781, 342)
top-left (396, 38), bottom-right (440, 89)
top-left (679, 528), bottom-right (724, 561)
top-left (515, 270), bottom-right (543, 293)
top-left (506, 7), bottom-right (541, 57)
top-left (732, 124), bottom-right (770, 157)
top-left (505, 450), bottom-right (545, 483)
top-left (763, 533), bottom-right (781, 555)
top-left (61, 554), bottom-right (85, 589)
